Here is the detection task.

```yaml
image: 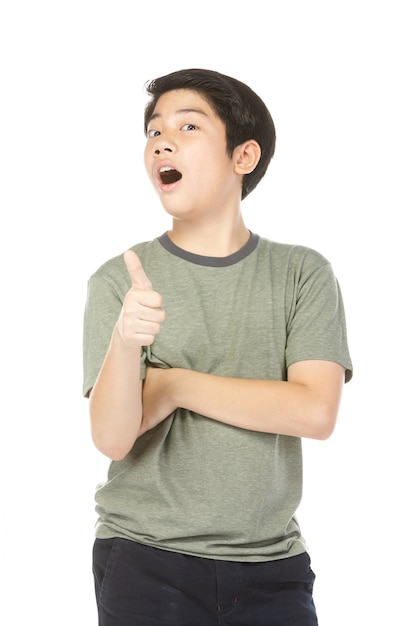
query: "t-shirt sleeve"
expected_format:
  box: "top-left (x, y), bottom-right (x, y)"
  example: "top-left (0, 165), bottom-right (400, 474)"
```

top-left (82, 272), bottom-right (146, 398)
top-left (285, 257), bottom-right (353, 382)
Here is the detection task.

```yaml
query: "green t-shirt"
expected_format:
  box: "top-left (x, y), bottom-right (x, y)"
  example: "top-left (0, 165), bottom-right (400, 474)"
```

top-left (83, 232), bottom-right (352, 562)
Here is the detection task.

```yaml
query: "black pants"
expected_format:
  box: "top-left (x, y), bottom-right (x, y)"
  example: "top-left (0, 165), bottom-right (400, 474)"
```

top-left (93, 537), bottom-right (318, 625)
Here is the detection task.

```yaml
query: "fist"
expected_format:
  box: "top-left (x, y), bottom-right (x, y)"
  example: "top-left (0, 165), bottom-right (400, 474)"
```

top-left (117, 250), bottom-right (165, 348)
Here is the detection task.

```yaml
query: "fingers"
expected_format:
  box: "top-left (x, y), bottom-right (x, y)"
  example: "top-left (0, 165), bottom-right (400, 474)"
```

top-left (118, 250), bottom-right (165, 348)
top-left (124, 249), bottom-right (153, 290)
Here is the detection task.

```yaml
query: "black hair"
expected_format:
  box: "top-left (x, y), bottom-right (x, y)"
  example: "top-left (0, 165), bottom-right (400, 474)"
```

top-left (144, 68), bottom-right (276, 200)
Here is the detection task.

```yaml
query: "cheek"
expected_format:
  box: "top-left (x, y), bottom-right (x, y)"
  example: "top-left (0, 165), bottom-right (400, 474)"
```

top-left (143, 149), bottom-right (154, 179)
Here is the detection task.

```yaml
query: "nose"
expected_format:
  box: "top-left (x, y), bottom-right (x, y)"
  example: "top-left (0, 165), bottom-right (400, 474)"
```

top-left (153, 133), bottom-right (176, 156)
top-left (154, 146), bottom-right (173, 155)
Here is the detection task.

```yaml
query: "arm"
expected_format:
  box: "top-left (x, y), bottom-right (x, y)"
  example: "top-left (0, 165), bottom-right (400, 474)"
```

top-left (89, 251), bottom-right (165, 460)
top-left (142, 360), bottom-right (345, 440)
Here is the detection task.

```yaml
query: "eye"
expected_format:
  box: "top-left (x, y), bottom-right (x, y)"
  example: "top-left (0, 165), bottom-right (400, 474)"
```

top-left (147, 129), bottom-right (160, 138)
top-left (181, 123), bottom-right (197, 131)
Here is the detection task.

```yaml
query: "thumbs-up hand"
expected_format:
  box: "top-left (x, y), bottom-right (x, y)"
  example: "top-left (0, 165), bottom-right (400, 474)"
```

top-left (117, 250), bottom-right (166, 348)
top-left (123, 249), bottom-right (153, 291)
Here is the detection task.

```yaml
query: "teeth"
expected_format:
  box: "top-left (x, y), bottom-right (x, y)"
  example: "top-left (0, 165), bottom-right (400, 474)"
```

top-left (159, 166), bottom-right (174, 172)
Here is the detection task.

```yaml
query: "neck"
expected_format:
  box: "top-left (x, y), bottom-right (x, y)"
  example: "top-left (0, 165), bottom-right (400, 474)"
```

top-left (167, 215), bottom-right (250, 257)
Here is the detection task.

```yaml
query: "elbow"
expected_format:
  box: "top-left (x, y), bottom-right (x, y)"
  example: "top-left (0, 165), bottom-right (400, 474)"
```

top-left (308, 405), bottom-right (338, 440)
top-left (312, 419), bottom-right (336, 441)
top-left (92, 430), bottom-right (136, 461)
top-left (89, 399), bottom-right (141, 460)
top-left (107, 447), bottom-right (132, 462)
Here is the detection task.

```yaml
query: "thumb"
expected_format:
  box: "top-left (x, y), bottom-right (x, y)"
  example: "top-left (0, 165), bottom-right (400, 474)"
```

top-left (123, 250), bottom-right (153, 290)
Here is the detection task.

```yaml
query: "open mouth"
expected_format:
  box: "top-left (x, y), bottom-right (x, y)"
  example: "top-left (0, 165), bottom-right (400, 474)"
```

top-left (159, 166), bottom-right (182, 185)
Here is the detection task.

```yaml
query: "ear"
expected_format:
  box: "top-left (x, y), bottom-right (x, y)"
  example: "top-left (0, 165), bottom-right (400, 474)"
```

top-left (233, 140), bottom-right (261, 175)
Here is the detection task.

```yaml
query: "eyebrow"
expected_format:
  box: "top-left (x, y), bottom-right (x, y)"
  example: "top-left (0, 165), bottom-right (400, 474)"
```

top-left (148, 107), bottom-right (209, 123)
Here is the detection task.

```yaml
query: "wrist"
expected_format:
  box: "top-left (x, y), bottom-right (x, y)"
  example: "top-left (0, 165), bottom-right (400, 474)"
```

top-left (110, 327), bottom-right (143, 365)
top-left (112, 325), bottom-right (141, 351)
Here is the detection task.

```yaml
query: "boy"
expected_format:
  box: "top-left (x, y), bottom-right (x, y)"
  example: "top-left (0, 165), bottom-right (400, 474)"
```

top-left (83, 68), bottom-right (352, 625)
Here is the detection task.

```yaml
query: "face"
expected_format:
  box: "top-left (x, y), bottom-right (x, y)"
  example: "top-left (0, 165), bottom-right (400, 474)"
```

top-left (144, 89), bottom-right (241, 222)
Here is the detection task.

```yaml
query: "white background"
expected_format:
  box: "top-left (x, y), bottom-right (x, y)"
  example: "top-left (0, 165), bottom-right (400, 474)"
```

top-left (1, 1), bottom-right (416, 623)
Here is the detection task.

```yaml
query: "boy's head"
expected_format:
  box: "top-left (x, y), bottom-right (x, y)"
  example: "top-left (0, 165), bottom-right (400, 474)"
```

top-left (144, 68), bottom-right (276, 200)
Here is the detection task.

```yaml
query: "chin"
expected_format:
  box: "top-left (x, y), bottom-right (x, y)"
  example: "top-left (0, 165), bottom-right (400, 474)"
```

top-left (160, 200), bottom-right (195, 219)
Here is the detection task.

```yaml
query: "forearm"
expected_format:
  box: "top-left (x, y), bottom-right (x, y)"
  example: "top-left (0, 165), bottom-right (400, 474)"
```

top-left (89, 328), bottom-right (144, 460)
top-left (169, 363), bottom-right (344, 439)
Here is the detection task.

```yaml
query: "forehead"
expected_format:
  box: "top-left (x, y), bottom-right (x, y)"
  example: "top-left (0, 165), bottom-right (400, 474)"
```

top-left (150, 89), bottom-right (217, 119)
